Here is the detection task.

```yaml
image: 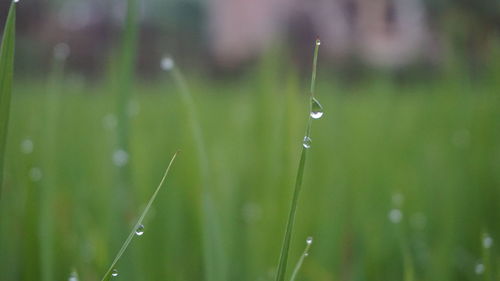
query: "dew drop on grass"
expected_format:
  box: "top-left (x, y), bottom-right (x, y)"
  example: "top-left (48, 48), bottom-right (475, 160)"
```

top-left (20, 139), bottom-right (34, 154)
top-left (475, 263), bottom-right (485, 275)
top-left (388, 209), bottom-right (403, 224)
top-left (160, 57), bottom-right (174, 71)
top-left (483, 235), bottom-right (493, 249)
top-left (13, 0), bottom-right (20, 3)
top-left (316, 38), bottom-right (321, 46)
top-left (112, 149), bottom-right (129, 167)
top-left (111, 269), bottom-right (119, 277)
top-left (302, 136), bottom-right (312, 149)
top-left (310, 97), bottom-right (324, 119)
top-left (135, 224), bottom-right (144, 236)
top-left (306, 236), bottom-right (313, 245)
top-left (29, 167), bottom-right (43, 182)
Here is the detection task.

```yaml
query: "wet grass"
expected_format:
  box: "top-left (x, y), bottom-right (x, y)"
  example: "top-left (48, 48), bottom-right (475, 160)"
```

top-left (0, 71), bottom-right (498, 280)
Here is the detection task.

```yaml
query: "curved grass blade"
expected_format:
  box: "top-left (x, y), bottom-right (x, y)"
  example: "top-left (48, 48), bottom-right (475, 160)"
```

top-left (100, 151), bottom-right (179, 281)
top-left (0, 1), bottom-right (16, 196)
top-left (275, 38), bottom-right (321, 281)
top-left (162, 58), bottom-right (228, 281)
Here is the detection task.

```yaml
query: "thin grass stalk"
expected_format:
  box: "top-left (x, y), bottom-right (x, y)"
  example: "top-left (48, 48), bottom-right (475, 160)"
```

top-left (289, 237), bottom-right (313, 281)
top-left (38, 46), bottom-right (70, 281)
top-left (100, 151), bottom-right (179, 281)
top-left (0, 1), bottom-right (16, 198)
top-left (275, 39), bottom-right (321, 281)
top-left (167, 64), bottom-right (227, 281)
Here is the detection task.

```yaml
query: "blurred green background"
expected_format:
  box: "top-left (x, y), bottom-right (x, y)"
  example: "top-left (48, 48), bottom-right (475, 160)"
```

top-left (0, 0), bottom-right (499, 281)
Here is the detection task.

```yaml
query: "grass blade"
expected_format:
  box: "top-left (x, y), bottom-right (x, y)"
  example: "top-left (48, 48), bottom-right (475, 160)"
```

top-left (0, 1), bottom-right (16, 196)
top-left (275, 38), bottom-right (321, 281)
top-left (289, 236), bottom-right (313, 281)
top-left (100, 151), bottom-right (179, 281)
top-left (162, 58), bottom-right (228, 281)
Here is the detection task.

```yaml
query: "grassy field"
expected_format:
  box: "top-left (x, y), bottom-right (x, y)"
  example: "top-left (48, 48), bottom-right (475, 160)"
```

top-left (0, 64), bottom-right (499, 281)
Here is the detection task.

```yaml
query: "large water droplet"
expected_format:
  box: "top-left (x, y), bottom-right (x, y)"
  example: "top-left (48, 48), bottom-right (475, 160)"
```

top-left (112, 149), bottom-right (129, 167)
top-left (310, 98), bottom-right (324, 119)
top-left (135, 224), bottom-right (144, 236)
top-left (306, 236), bottom-right (313, 245)
top-left (111, 269), bottom-right (119, 277)
top-left (302, 136), bottom-right (312, 149)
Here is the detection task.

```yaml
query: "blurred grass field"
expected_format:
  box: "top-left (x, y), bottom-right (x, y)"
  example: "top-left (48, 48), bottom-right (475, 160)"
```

top-left (0, 59), bottom-right (499, 281)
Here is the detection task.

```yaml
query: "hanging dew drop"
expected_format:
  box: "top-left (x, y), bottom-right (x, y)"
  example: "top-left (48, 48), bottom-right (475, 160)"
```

top-left (316, 38), bottom-right (321, 46)
top-left (14, 0), bottom-right (20, 3)
top-left (302, 136), bottom-right (312, 148)
top-left (135, 224), bottom-right (145, 236)
top-left (306, 236), bottom-right (313, 245)
top-left (310, 97), bottom-right (324, 119)
top-left (111, 269), bottom-right (119, 277)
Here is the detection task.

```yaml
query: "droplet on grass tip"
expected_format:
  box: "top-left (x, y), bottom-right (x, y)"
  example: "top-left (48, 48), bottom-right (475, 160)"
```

top-left (483, 235), bottom-right (493, 249)
top-left (20, 139), bottom-right (34, 154)
top-left (302, 136), bottom-right (312, 149)
top-left (135, 224), bottom-right (144, 236)
top-left (111, 269), bottom-right (119, 277)
top-left (160, 56), bottom-right (174, 71)
top-left (306, 236), bottom-right (313, 245)
top-left (14, 0), bottom-right (20, 3)
top-left (310, 97), bottom-right (324, 119)
top-left (316, 38), bottom-right (321, 46)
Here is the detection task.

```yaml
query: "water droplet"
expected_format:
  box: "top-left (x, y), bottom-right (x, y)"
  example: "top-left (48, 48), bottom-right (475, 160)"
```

top-left (483, 235), bottom-right (493, 249)
top-left (304, 253), bottom-right (309, 257)
top-left (475, 263), bottom-right (485, 275)
top-left (68, 270), bottom-right (79, 281)
top-left (29, 167), bottom-right (43, 182)
top-left (111, 269), bottom-right (119, 277)
top-left (388, 209), bottom-right (403, 224)
top-left (315, 38), bottom-right (321, 46)
top-left (310, 98), bottom-right (324, 119)
top-left (302, 136), bottom-right (312, 149)
top-left (20, 139), bottom-right (34, 154)
top-left (306, 236), bottom-right (313, 245)
top-left (112, 149), bottom-right (129, 167)
top-left (53, 43), bottom-right (70, 61)
top-left (135, 224), bottom-right (145, 236)
top-left (13, 0), bottom-right (20, 3)
top-left (160, 57), bottom-right (174, 71)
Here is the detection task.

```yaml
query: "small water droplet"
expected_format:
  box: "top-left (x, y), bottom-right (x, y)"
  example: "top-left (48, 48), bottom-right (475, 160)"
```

top-left (20, 139), bottom-right (34, 154)
top-left (304, 253), bottom-right (309, 257)
top-left (112, 149), bottom-right (129, 167)
top-left (135, 224), bottom-right (144, 236)
top-left (475, 263), bottom-right (485, 275)
top-left (315, 38), bottom-right (321, 46)
top-left (29, 167), bottom-right (43, 182)
top-left (306, 236), bottom-right (313, 245)
top-left (111, 269), bottom-right (119, 277)
top-left (68, 270), bottom-right (79, 281)
top-left (302, 136), bottom-right (312, 149)
top-left (310, 98), bottom-right (324, 119)
top-left (388, 209), bottom-right (403, 224)
top-left (13, 0), bottom-right (20, 3)
top-left (483, 235), bottom-right (493, 249)
top-left (160, 57), bottom-right (174, 71)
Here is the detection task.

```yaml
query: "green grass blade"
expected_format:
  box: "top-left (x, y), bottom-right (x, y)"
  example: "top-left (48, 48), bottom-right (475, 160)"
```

top-left (164, 60), bottom-right (228, 281)
top-left (0, 1), bottom-right (16, 196)
top-left (100, 151), bottom-right (179, 281)
top-left (275, 39), bottom-right (321, 281)
top-left (289, 237), bottom-right (313, 281)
